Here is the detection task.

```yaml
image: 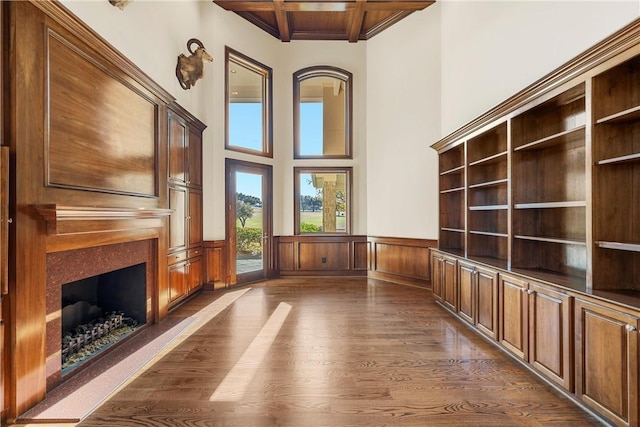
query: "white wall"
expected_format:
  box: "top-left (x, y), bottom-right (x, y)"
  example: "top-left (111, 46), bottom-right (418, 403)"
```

top-left (56, 0), bottom-right (640, 243)
top-left (365, 3), bottom-right (442, 239)
top-left (59, 1), bottom-right (367, 240)
top-left (277, 42), bottom-right (367, 236)
top-left (440, 0), bottom-right (640, 136)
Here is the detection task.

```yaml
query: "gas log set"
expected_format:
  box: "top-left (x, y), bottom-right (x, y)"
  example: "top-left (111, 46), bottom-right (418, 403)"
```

top-left (61, 311), bottom-right (138, 370)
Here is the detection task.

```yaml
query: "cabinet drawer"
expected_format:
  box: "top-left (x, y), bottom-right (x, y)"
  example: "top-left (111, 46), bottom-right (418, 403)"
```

top-left (188, 247), bottom-right (202, 259)
top-left (168, 250), bottom-right (187, 265)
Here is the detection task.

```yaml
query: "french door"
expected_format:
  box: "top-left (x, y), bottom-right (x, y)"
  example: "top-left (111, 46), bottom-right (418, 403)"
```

top-left (226, 159), bottom-right (272, 286)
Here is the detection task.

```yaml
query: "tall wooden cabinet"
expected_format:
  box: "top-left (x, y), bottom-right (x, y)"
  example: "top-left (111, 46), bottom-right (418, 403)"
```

top-left (0, 147), bottom-right (7, 423)
top-left (431, 18), bottom-right (640, 427)
top-left (167, 103), bottom-right (206, 307)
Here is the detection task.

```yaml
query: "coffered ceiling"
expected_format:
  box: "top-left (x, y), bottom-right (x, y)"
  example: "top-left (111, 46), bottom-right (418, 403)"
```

top-left (212, 1), bottom-right (435, 42)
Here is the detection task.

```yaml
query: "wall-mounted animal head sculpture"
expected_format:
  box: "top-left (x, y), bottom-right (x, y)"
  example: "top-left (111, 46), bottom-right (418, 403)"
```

top-left (108, 0), bottom-right (132, 10)
top-left (176, 39), bottom-right (213, 90)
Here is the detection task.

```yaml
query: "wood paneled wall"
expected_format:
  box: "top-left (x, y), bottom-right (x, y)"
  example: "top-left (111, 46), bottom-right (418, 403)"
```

top-left (204, 240), bottom-right (227, 290)
top-left (4, 1), bottom-right (175, 420)
top-left (274, 235), bottom-right (368, 276)
top-left (368, 236), bottom-right (437, 287)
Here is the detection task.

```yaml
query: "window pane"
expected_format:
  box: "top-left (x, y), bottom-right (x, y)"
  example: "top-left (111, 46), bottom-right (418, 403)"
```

top-left (300, 103), bottom-right (323, 156)
top-left (229, 103), bottom-right (263, 152)
top-left (225, 47), bottom-right (272, 156)
top-left (294, 67), bottom-right (352, 159)
top-left (296, 168), bottom-right (350, 234)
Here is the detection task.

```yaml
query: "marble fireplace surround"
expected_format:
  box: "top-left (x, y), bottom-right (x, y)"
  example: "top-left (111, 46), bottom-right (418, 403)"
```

top-left (44, 239), bottom-right (156, 390)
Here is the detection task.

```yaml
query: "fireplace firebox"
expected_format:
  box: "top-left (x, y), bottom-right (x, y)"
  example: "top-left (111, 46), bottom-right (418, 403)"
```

top-left (60, 263), bottom-right (146, 373)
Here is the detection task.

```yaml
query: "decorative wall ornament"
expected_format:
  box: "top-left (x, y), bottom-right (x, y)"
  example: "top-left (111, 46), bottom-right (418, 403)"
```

top-left (176, 39), bottom-right (213, 90)
top-left (108, 0), bottom-right (132, 10)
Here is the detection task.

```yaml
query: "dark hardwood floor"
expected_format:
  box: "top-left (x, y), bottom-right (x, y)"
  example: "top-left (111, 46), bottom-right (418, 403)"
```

top-left (71, 278), bottom-right (603, 426)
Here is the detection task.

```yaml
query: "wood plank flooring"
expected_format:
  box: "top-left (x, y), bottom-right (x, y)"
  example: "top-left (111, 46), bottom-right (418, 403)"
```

top-left (70, 278), bottom-right (603, 426)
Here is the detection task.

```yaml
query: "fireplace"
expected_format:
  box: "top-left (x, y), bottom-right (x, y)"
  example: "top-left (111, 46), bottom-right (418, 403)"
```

top-left (60, 263), bottom-right (146, 374)
top-left (45, 240), bottom-right (156, 390)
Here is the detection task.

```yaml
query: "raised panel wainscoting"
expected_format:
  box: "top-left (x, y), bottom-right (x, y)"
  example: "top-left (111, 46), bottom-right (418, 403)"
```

top-left (368, 236), bottom-right (436, 287)
top-left (274, 235), bottom-right (368, 276)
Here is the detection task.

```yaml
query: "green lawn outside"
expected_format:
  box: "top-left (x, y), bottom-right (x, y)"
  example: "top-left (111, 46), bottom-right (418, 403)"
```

top-left (237, 208), bottom-right (346, 232)
top-left (237, 207), bottom-right (263, 229)
top-left (301, 211), bottom-right (346, 231)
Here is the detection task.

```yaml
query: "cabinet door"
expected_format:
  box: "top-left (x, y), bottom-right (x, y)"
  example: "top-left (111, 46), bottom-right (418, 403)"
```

top-left (1, 146), bottom-right (7, 295)
top-left (442, 255), bottom-right (457, 312)
top-left (188, 189), bottom-right (202, 248)
top-left (168, 112), bottom-right (187, 185)
top-left (457, 261), bottom-right (475, 325)
top-left (475, 265), bottom-right (498, 340)
top-left (575, 299), bottom-right (638, 427)
top-left (168, 186), bottom-right (187, 252)
top-left (431, 251), bottom-right (443, 301)
top-left (188, 128), bottom-right (202, 188)
top-left (188, 256), bottom-right (203, 294)
top-left (528, 283), bottom-right (572, 391)
top-left (499, 274), bottom-right (528, 360)
top-left (168, 262), bottom-right (187, 303)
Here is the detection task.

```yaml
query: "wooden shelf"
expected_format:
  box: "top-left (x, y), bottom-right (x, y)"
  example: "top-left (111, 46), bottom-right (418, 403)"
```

top-left (596, 105), bottom-right (640, 125)
top-left (440, 165), bottom-right (464, 176)
top-left (515, 125), bottom-right (585, 152)
top-left (596, 241), bottom-right (640, 252)
top-left (469, 204), bottom-right (508, 211)
top-left (597, 152), bottom-right (640, 165)
top-left (514, 201), bottom-right (586, 209)
top-left (441, 227), bottom-right (464, 233)
top-left (468, 178), bottom-right (508, 189)
top-left (515, 234), bottom-right (586, 246)
top-left (468, 151), bottom-right (507, 167)
top-left (510, 267), bottom-right (587, 293)
top-left (441, 187), bottom-right (464, 194)
top-left (469, 230), bottom-right (508, 238)
top-left (467, 255), bottom-right (508, 271)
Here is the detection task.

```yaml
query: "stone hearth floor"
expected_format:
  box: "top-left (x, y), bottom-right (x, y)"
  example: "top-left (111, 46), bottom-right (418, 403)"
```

top-left (15, 287), bottom-right (252, 425)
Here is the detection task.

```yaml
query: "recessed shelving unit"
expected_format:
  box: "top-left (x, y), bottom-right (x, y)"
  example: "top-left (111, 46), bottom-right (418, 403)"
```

top-left (439, 143), bottom-right (465, 255)
top-left (511, 83), bottom-right (587, 285)
top-left (592, 54), bottom-right (640, 296)
top-left (466, 122), bottom-right (508, 266)
top-left (431, 23), bottom-right (640, 427)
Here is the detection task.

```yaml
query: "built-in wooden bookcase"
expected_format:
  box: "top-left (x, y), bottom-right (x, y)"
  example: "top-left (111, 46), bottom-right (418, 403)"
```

top-left (511, 84), bottom-right (587, 286)
top-left (466, 122), bottom-right (508, 268)
top-left (593, 54), bottom-right (640, 297)
top-left (439, 143), bottom-right (465, 256)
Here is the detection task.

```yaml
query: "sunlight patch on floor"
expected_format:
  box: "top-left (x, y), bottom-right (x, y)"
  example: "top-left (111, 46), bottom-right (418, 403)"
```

top-left (210, 302), bottom-right (292, 402)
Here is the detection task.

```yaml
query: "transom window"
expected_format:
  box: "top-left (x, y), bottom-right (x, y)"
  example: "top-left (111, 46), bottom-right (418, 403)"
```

top-left (225, 47), bottom-right (273, 157)
top-left (294, 66), bottom-right (352, 159)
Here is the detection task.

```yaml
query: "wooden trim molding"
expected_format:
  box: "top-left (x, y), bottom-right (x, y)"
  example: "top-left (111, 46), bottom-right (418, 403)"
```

top-left (368, 236), bottom-right (437, 288)
top-left (34, 205), bottom-right (171, 236)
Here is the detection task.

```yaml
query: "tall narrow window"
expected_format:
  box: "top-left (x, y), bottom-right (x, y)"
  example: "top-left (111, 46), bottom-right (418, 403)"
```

top-left (294, 66), bottom-right (352, 159)
top-left (225, 47), bottom-right (273, 157)
top-left (294, 167), bottom-right (351, 234)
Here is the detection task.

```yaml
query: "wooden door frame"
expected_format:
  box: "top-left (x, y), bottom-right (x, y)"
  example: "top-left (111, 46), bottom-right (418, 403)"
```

top-left (225, 158), bottom-right (273, 286)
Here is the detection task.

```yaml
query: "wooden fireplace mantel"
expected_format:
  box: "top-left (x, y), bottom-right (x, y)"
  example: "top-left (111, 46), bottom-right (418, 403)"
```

top-left (34, 204), bottom-right (172, 236)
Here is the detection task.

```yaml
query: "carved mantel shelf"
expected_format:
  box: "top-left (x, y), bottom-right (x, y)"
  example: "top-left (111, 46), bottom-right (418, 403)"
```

top-left (34, 204), bottom-right (172, 235)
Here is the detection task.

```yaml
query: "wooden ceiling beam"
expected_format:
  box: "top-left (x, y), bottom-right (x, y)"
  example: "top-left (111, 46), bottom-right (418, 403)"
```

top-left (348, 0), bottom-right (366, 43)
top-left (274, 0), bottom-right (291, 42)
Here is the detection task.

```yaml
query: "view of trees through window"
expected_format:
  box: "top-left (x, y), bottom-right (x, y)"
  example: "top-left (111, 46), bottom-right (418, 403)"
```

top-left (297, 170), bottom-right (349, 233)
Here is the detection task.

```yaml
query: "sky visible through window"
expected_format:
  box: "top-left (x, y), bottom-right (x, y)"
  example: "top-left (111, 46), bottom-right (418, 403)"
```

top-left (233, 102), bottom-right (323, 199)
